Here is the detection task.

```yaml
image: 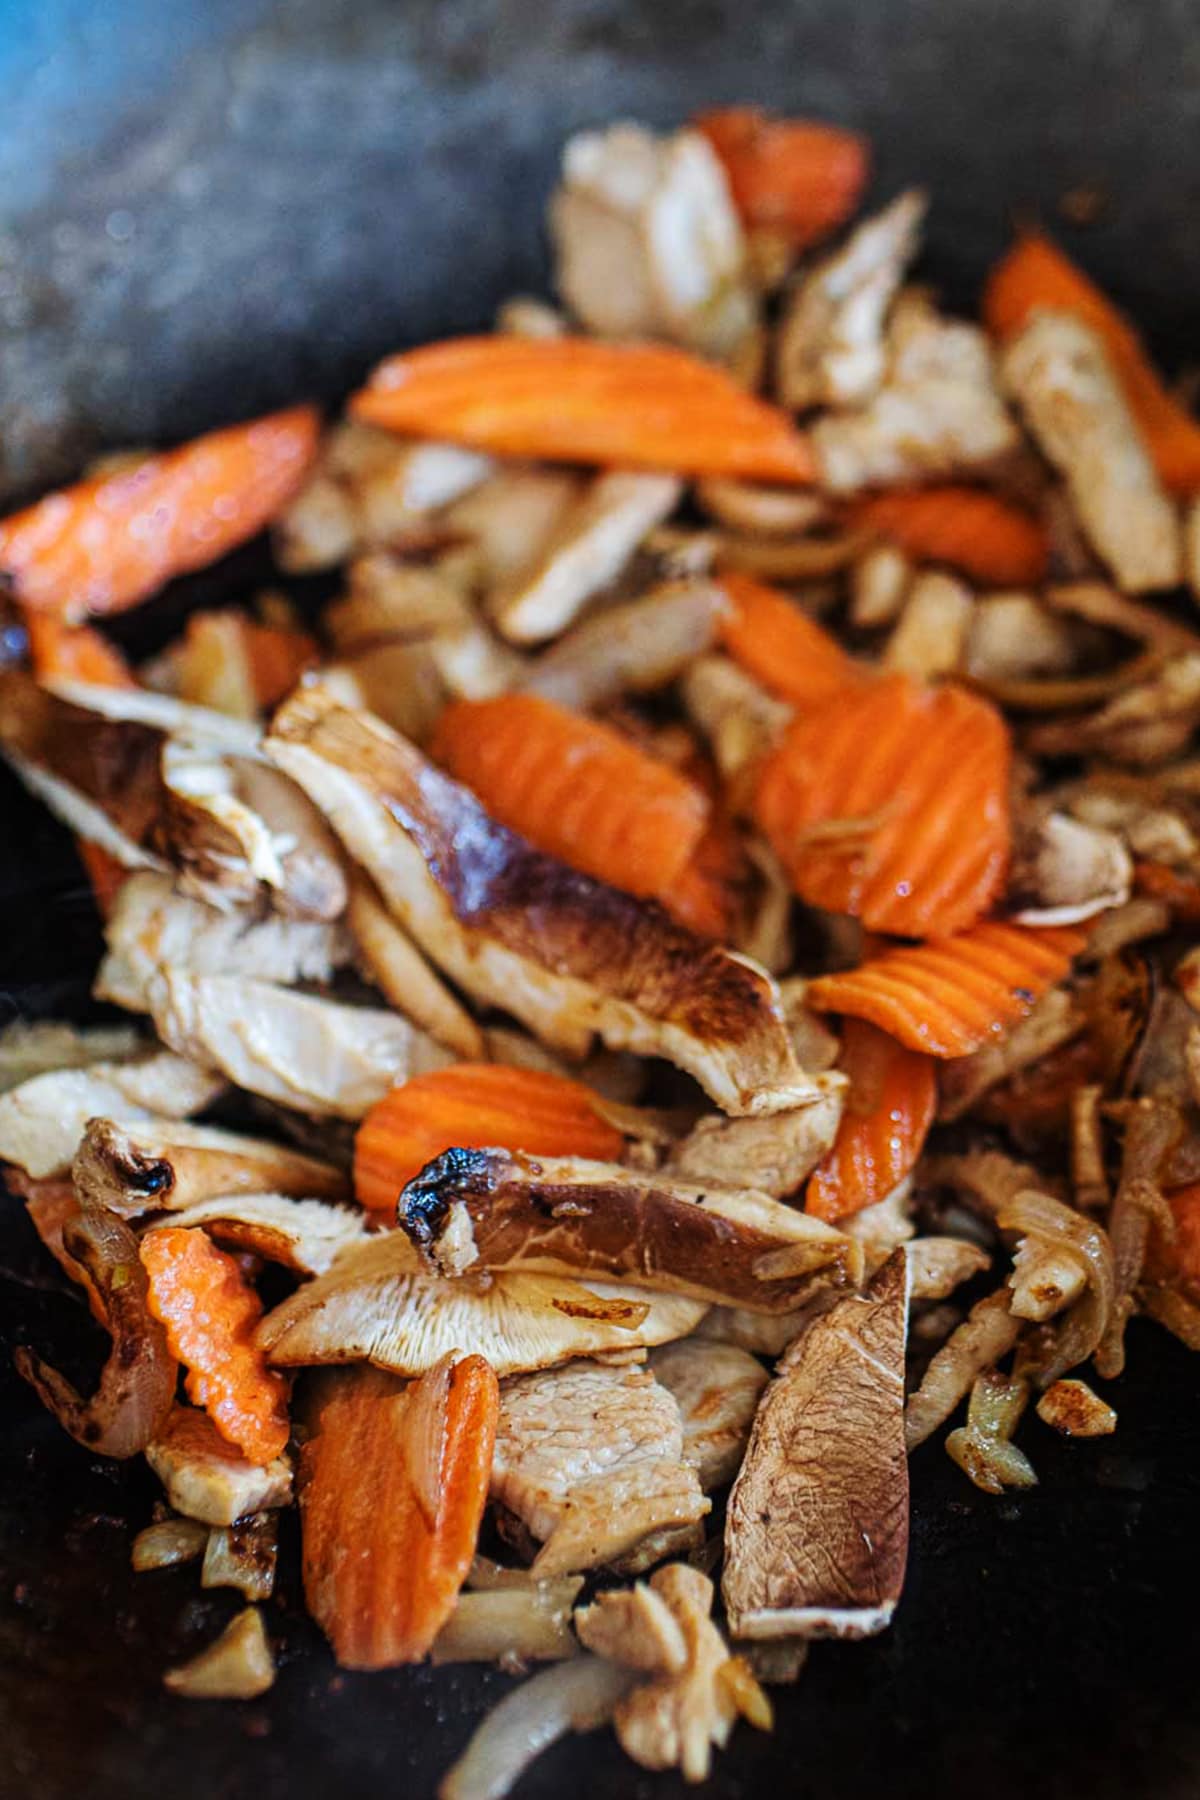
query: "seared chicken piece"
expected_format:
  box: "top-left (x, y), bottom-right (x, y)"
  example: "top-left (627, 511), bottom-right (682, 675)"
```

top-left (398, 1147), bottom-right (863, 1311)
top-left (550, 123), bottom-right (755, 359)
top-left (1002, 311), bottom-right (1181, 593)
top-left (0, 1051), bottom-right (224, 1178)
top-left (258, 1232), bottom-right (708, 1377)
top-left (883, 570), bottom-right (974, 679)
top-left (648, 1339), bottom-right (768, 1490)
top-left (776, 191), bottom-right (925, 410)
top-left (144, 1194), bottom-right (370, 1277)
top-left (520, 578), bottom-right (728, 712)
top-left (490, 1360), bottom-right (710, 1576)
top-left (965, 592), bottom-right (1079, 682)
top-left (266, 687), bottom-right (818, 1115)
top-left (145, 969), bottom-right (454, 1118)
top-left (71, 1116), bottom-right (349, 1215)
top-left (575, 1581), bottom-right (688, 1673)
top-left (146, 1406), bottom-right (293, 1526)
top-left (723, 1250), bottom-right (910, 1640)
top-left (665, 1078), bottom-right (845, 1196)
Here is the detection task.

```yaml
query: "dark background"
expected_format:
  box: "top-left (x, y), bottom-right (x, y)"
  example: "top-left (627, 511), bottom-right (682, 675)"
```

top-left (2, 2), bottom-right (1200, 1795)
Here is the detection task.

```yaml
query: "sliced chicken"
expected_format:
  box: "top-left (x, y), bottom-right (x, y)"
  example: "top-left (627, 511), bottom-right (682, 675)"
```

top-left (490, 1360), bottom-right (710, 1576)
top-left (397, 1147), bottom-right (863, 1311)
top-left (143, 1194), bottom-right (370, 1276)
top-left (146, 1406), bottom-right (293, 1526)
top-left (965, 593), bottom-right (1079, 682)
top-left (1001, 311), bottom-right (1181, 593)
top-left (258, 1232), bottom-right (708, 1377)
top-left (520, 578), bottom-right (728, 711)
top-left (231, 762), bottom-right (350, 921)
top-left (575, 1581), bottom-right (688, 1673)
top-left (265, 687), bottom-right (818, 1116)
top-left (665, 1079), bottom-right (845, 1195)
top-left (776, 191), bottom-right (925, 410)
top-left (1008, 810), bottom-right (1132, 926)
top-left (648, 1339), bottom-right (768, 1490)
top-left (441, 467), bottom-right (584, 590)
top-left (680, 654), bottom-right (792, 784)
top-left (848, 541), bottom-right (912, 628)
top-left (96, 871), bottom-right (351, 1013)
top-left (906, 1237), bottom-right (992, 1300)
top-left (550, 123), bottom-right (755, 358)
top-left (883, 570), bottom-right (974, 679)
top-left (492, 471), bottom-right (682, 644)
top-left (723, 1250), bottom-right (910, 1640)
top-left (71, 1116), bottom-right (349, 1215)
top-left (0, 1019), bottom-right (139, 1092)
top-left (0, 1052), bottom-right (224, 1178)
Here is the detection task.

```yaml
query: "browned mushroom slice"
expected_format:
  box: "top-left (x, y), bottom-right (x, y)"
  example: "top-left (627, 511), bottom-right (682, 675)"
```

top-left (490, 1360), bottom-right (710, 1577)
top-left (72, 1116), bottom-right (349, 1215)
top-left (144, 1193), bottom-right (370, 1275)
top-left (665, 1079), bottom-right (845, 1196)
top-left (722, 1250), bottom-right (910, 1641)
top-left (397, 1149), bottom-right (862, 1311)
top-left (648, 1339), bottom-right (768, 1490)
top-left (346, 872), bottom-right (485, 1059)
top-left (146, 1406), bottom-right (293, 1526)
top-left (265, 686), bottom-right (818, 1115)
top-left (1008, 811), bottom-right (1132, 926)
top-left (0, 1052), bottom-right (225, 1179)
top-left (257, 1232), bottom-right (707, 1377)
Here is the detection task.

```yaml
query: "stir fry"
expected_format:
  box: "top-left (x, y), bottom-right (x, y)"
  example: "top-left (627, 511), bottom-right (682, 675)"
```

top-left (4, 105), bottom-right (1200, 1795)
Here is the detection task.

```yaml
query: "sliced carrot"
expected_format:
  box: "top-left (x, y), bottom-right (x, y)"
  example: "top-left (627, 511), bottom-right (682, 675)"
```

top-left (806, 920), bottom-right (1088, 1059)
top-left (717, 571), bottom-right (863, 708)
top-left (351, 336), bottom-right (815, 484)
top-left (177, 610), bottom-right (319, 718)
top-left (141, 1227), bottom-right (289, 1466)
top-left (300, 1354), bottom-right (499, 1668)
top-left (983, 232), bottom-right (1200, 495)
top-left (0, 406), bottom-right (320, 621)
top-left (1133, 859), bottom-right (1200, 923)
top-left (24, 613), bottom-right (137, 688)
top-left (694, 107), bottom-right (869, 251)
top-left (806, 1019), bottom-right (937, 1222)
top-left (354, 1063), bottom-right (625, 1213)
top-left (431, 693), bottom-right (710, 903)
top-left (847, 488), bottom-right (1050, 587)
top-left (754, 672), bottom-right (1011, 939)
top-left (76, 841), bottom-right (130, 920)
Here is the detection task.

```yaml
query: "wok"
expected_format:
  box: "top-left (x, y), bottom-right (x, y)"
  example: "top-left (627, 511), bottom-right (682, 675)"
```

top-left (2, 3), bottom-right (1200, 1796)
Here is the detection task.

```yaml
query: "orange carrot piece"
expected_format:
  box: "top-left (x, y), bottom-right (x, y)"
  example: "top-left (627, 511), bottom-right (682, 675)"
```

top-left (177, 610), bottom-right (320, 717)
top-left (141, 1228), bottom-right (289, 1466)
top-left (351, 337), bottom-right (815, 484)
top-left (983, 232), bottom-right (1200, 495)
top-left (718, 571), bottom-right (863, 708)
top-left (24, 612), bottom-right (137, 688)
top-left (806, 1020), bottom-right (937, 1222)
top-left (300, 1355), bottom-right (499, 1668)
top-left (847, 488), bottom-right (1050, 587)
top-left (694, 107), bottom-right (869, 251)
top-left (0, 406), bottom-right (320, 621)
top-left (1133, 859), bottom-right (1200, 922)
top-left (755, 672), bottom-right (1011, 940)
top-left (806, 920), bottom-right (1088, 1059)
top-left (354, 1063), bottom-right (625, 1213)
top-left (75, 841), bottom-right (130, 920)
top-left (431, 693), bottom-right (711, 902)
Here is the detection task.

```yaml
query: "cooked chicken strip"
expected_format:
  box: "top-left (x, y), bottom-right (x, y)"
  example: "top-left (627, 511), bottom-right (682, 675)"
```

top-left (0, 1052), bottom-right (224, 1178)
top-left (883, 571), bottom-right (974, 679)
top-left (143, 1193), bottom-right (370, 1276)
top-left (442, 467), bottom-right (584, 589)
top-left (146, 1406), bottom-right (293, 1526)
top-left (665, 1078), bottom-right (845, 1195)
top-left (723, 1250), bottom-right (910, 1640)
top-left (648, 1339), bottom-right (768, 1490)
top-left (266, 687), bottom-right (817, 1115)
top-left (145, 969), bottom-right (454, 1119)
top-left (1002, 311), bottom-right (1181, 593)
top-left (776, 191), bottom-right (925, 410)
top-left (398, 1148), bottom-right (862, 1311)
top-left (71, 1116), bottom-right (349, 1215)
top-left (520, 578), bottom-right (728, 712)
top-left (490, 1360), bottom-right (710, 1576)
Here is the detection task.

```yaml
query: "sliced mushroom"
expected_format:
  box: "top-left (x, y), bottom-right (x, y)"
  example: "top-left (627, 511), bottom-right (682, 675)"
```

top-left (937, 986), bottom-right (1084, 1122)
top-left (144, 1193), bottom-right (370, 1275)
top-left (648, 1339), bottom-right (768, 1489)
top-left (520, 578), bottom-right (728, 711)
top-left (665, 1079), bottom-right (845, 1196)
top-left (490, 1359), bottom-right (710, 1576)
top-left (257, 1232), bottom-right (708, 1377)
top-left (1001, 312), bottom-right (1181, 593)
top-left (146, 1405), bottom-right (293, 1526)
top-left (346, 872), bottom-right (484, 1058)
top-left (398, 1148), bottom-right (862, 1312)
top-left (1009, 810), bottom-right (1132, 926)
top-left (0, 1052), bottom-right (225, 1179)
top-left (265, 686), bottom-right (818, 1115)
top-left (723, 1250), bottom-right (910, 1639)
top-left (71, 1116), bottom-right (349, 1215)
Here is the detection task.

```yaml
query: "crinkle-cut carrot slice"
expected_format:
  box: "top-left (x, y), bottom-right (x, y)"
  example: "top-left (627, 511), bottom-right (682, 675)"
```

top-left (805, 921), bottom-right (1088, 1059)
top-left (717, 571), bottom-right (864, 708)
top-left (754, 672), bottom-right (1011, 939)
top-left (847, 488), bottom-right (1050, 587)
top-left (351, 336), bottom-right (815, 484)
top-left (431, 693), bottom-right (710, 903)
top-left (300, 1355), bottom-right (499, 1668)
top-left (354, 1063), bottom-right (626, 1214)
top-left (0, 406), bottom-right (320, 621)
top-left (694, 107), bottom-right (870, 251)
top-left (983, 232), bottom-right (1200, 495)
top-left (141, 1227), bottom-right (289, 1466)
top-left (806, 1019), bottom-right (937, 1222)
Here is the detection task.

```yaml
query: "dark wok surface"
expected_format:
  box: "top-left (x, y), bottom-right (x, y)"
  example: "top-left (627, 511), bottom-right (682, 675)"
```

top-left (3, 3), bottom-right (1200, 1795)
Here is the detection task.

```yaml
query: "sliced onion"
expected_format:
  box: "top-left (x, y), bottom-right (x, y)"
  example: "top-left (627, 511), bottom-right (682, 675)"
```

top-left (439, 1656), bottom-right (635, 1800)
top-left (163, 1606), bottom-right (276, 1700)
top-left (15, 1208), bottom-right (177, 1458)
top-left (996, 1190), bottom-right (1115, 1387)
top-left (1095, 1098), bottom-right (1181, 1378)
top-left (131, 1516), bottom-right (209, 1572)
top-left (1139, 1283), bottom-right (1200, 1350)
top-left (945, 1370), bottom-right (1037, 1494)
top-left (905, 1290), bottom-right (1022, 1450)
top-left (431, 1582), bottom-right (582, 1666)
top-left (200, 1514), bottom-right (278, 1603)
top-left (403, 1352), bottom-right (454, 1529)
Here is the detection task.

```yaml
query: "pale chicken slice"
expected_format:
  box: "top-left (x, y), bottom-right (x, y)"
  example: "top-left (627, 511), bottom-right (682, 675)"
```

top-left (1002, 311), bottom-right (1181, 593)
top-left (520, 578), bottom-right (728, 712)
top-left (648, 1339), bottom-right (768, 1489)
top-left (723, 1249), bottom-right (910, 1640)
top-left (550, 123), bottom-right (755, 358)
top-left (441, 467), bottom-right (584, 590)
top-left (666, 1078), bottom-right (845, 1196)
top-left (0, 1052), bottom-right (224, 1178)
top-left (265, 687), bottom-right (818, 1116)
top-left (490, 1360), bottom-right (710, 1576)
top-left (71, 1116), bottom-right (349, 1215)
top-left (776, 191), bottom-right (925, 410)
top-left (146, 1406), bottom-right (293, 1527)
top-left (145, 969), bottom-right (454, 1119)
top-left (257, 1232), bottom-right (707, 1378)
top-left (96, 871), bottom-right (352, 1013)
top-left (143, 1193), bottom-right (370, 1276)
